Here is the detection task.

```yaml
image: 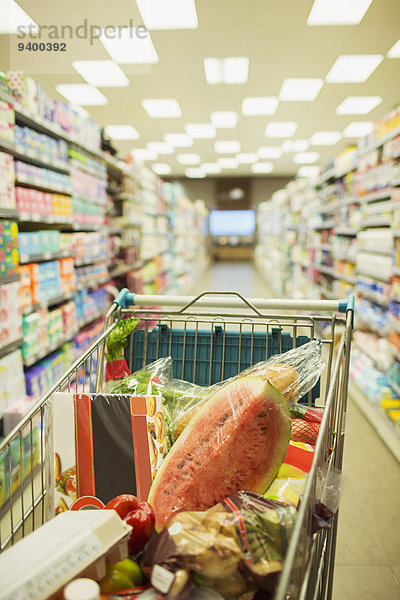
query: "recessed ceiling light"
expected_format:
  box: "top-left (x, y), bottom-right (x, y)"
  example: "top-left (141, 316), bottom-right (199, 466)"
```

top-left (237, 153), bottom-right (258, 164)
top-left (72, 60), bottom-right (129, 87)
top-left (164, 133), bottom-right (193, 147)
top-left (152, 163), bottom-right (171, 175)
top-left (202, 163), bottom-right (221, 174)
top-left (265, 122), bottom-right (297, 138)
top-left (131, 148), bottom-right (158, 161)
top-left (211, 111), bottom-right (237, 128)
top-left (203, 57), bottom-right (249, 84)
top-left (326, 55), bottom-right (383, 83)
top-left (310, 131), bottom-right (341, 145)
top-left (343, 121), bottom-right (373, 137)
top-left (55, 84), bottom-right (108, 106)
top-left (293, 152), bottom-right (320, 164)
top-left (279, 78), bottom-right (324, 101)
top-left (241, 97), bottom-right (279, 116)
top-left (185, 168), bottom-right (205, 178)
top-left (135, 0), bottom-right (198, 30)
top-left (105, 125), bottom-right (139, 140)
top-left (99, 28), bottom-right (159, 64)
top-left (147, 142), bottom-right (174, 154)
top-left (142, 99), bottom-right (182, 118)
top-left (251, 163), bottom-right (274, 173)
top-left (185, 123), bottom-right (216, 138)
top-left (388, 38), bottom-right (400, 58)
top-left (177, 153), bottom-right (201, 165)
top-left (298, 166), bottom-right (320, 178)
top-left (336, 96), bottom-right (382, 114)
top-left (214, 141), bottom-right (241, 153)
top-left (307, 0), bottom-right (374, 25)
top-left (217, 157), bottom-right (239, 169)
top-left (0, 0), bottom-right (38, 34)
top-left (292, 140), bottom-right (310, 152)
top-left (258, 146), bottom-right (282, 159)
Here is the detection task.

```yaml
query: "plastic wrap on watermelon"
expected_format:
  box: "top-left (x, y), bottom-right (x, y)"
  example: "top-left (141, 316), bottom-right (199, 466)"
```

top-left (142, 491), bottom-right (297, 600)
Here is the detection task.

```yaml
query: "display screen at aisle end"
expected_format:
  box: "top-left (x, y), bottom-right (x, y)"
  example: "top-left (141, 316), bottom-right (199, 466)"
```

top-left (209, 209), bottom-right (256, 237)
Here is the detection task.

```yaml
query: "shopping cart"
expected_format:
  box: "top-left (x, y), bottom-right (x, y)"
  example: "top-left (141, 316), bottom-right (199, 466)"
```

top-left (0, 290), bottom-right (354, 600)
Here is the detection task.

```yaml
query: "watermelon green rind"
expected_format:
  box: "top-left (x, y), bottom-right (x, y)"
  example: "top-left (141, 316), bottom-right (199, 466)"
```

top-left (148, 375), bottom-right (291, 530)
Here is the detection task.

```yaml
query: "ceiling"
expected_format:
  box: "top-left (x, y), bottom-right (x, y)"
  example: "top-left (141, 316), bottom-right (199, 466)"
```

top-left (1, 0), bottom-right (400, 178)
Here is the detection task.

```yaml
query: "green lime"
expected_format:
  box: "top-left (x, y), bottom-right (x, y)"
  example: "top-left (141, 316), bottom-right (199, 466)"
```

top-left (114, 558), bottom-right (143, 586)
top-left (99, 568), bottom-right (133, 593)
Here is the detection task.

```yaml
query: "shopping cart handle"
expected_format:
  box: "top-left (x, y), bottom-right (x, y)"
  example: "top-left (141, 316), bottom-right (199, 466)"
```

top-left (114, 288), bottom-right (135, 308)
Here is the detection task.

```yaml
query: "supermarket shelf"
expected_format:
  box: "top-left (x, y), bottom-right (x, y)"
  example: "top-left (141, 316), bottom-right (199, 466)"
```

top-left (317, 203), bottom-right (338, 215)
top-left (69, 159), bottom-right (106, 180)
top-left (311, 219), bottom-right (335, 230)
top-left (75, 256), bottom-right (110, 267)
top-left (336, 196), bottom-right (359, 208)
top-left (19, 250), bottom-right (72, 264)
top-left (76, 276), bottom-right (109, 291)
top-left (23, 330), bottom-right (79, 367)
top-left (107, 185), bottom-right (121, 196)
top-left (116, 193), bottom-right (142, 203)
top-left (392, 230), bottom-right (400, 237)
top-left (334, 252), bottom-right (356, 262)
top-left (15, 176), bottom-right (72, 196)
top-left (0, 207), bottom-right (18, 219)
top-left (349, 379), bottom-right (400, 463)
top-left (356, 289), bottom-right (389, 307)
top-left (18, 212), bottom-right (74, 227)
top-left (0, 138), bottom-right (70, 174)
top-left (308, 243), bottom-right (333, 251)
top-left (335, 272), bottom-right (356, 284)
top-left (72, 223), bottom-right (105, 231)
top-left (357, 125), bottom-right (400, 158)
top-left (23, 291), bottom-right (75, 315)
top-left (335, 227), bottom-right (358, 236)
top-left (78, 310), bottom-right (105, 328)
top-left (360, 216), bottom-right (392, 228)
top-left (392, 176), bottom-right (400, 187)
top-left (109, 262), bottom-right (143, 278)
top-left (318, 285), bottom-right (335, 299)
top-left (356, 269), bottom-right (391, 283)
top-left (0, 273), bottom-right (20, 286)
top-left (0, 338), bottom-right (23, 360)
top-left (317, 167), bottom-right (335, 186)
top-left (357, 247), bottom-right (393, 256)
top-left (392, 266), bottom-right (400, 277)
top-left (311, 263), bottom-right (334, 276)
top-left (358, 188), bottom-right (393, 204)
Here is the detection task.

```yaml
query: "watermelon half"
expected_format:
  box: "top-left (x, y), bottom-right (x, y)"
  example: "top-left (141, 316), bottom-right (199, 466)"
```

top-left (148, 375), bottom-right (291, 529)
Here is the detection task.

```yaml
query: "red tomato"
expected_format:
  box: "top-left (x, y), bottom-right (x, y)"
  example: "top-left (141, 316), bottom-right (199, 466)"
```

top-left (125, 503), bottom-right (155, 555)
top-left (104, 494), bottom-right (139, 520)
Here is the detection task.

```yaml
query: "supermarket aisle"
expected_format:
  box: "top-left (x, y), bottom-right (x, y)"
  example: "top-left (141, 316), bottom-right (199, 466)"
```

top-left (192, 260), bottom-right (400, 600)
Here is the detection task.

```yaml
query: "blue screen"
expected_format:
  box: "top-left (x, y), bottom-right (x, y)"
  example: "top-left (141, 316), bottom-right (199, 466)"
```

top-left (209, 210), bottom-right (256, 236)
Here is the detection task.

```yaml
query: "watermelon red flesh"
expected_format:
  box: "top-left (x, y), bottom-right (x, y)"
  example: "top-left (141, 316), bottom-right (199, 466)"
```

top-left (148, 376), bottom-right (291, 529)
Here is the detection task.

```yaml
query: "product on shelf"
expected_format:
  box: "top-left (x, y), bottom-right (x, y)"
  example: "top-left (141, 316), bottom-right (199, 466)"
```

top-left (15, 186), bottom-right (73, 221)
top-left (14, 160), bottom-right (71, 192)
top-left (75, 262), bottom-right (108, 290)
top-left (0, 349), bottom-right (26, 418)
top-left (24, 343), bottom-right (74, 398)
top-left (14, 124), bottom-right (69, 166)
top-left (19, 257), bottom-right (75, 310)
top-left (0, 219), bottom-right (19, 277)
top-left (0, 151), bottom-right (15, 210)
top-left (70, 165), bottom-right (107, 204)
top-left (18, 229), bottom-right (61, 257)
top-left (0, 99), bottom-right (14, 143)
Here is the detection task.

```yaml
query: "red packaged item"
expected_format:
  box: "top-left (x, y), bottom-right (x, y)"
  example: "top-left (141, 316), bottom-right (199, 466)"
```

top-left (291, 418), bottom-right (320, 445)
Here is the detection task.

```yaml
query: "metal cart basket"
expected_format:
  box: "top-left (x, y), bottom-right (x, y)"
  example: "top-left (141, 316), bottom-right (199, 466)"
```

top-left (0, 290), bottom-right (354, 600)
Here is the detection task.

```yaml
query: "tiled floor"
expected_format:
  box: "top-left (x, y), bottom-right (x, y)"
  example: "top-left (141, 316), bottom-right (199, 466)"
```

top-left (192, 261), bottom-right (400, 599)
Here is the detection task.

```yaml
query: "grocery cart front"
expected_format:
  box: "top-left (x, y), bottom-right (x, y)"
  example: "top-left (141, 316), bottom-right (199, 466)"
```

top-left (0, 290), bottom-right (354, 600)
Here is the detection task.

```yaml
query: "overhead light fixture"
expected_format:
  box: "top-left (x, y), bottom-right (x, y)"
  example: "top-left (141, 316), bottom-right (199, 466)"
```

top-left (142, 99), bottom-right (182, 118)
top-left (152, 163), bottom-right (171, 175)
top-left (279, 78), bottom-right (324, 101)
top-left (310, 131), bottom-right (341, 145)
top-left (135, 0), bottom-right (198, 30)
top-left (251, 163), bottom-right (274, 174)
top-left (203, 57), bottom-right (249, 84)
top-left (343, 121), bottom-right (373, 137)
top-left (258, 146), bottom-right (282, 159)
top-left (72, 60), bottom-right (129, 87)
top-left (131, 148), bottom-right (158, 161)
top-left (0, 0), bottom-right (38, 34)
top-left (55, 84), bottom-right (108, 106)
top-left (307, 0), bottom-right (374, 26)
top-left (211, 111), bottom-right (237, 128)
top-left (217, 157), bottom-right (239, 169)
top-left (202, 163), bottom-right (221, 174)
top-left (164, 133), bottom-right (193, 147)
top-left (292, 140), bottom-right (310, 152)
top-left (388, 38), bottom-right (400, 58)
top-left (99, 28), bottom-right (158, 64)
top-left (326, 55), bottom-right (383, 83)
top-left (185, 123), bottom-right (216, 138)
top-left (241, 97), bottom-right (279, 116)
top-left (336, 96), bottom-right (382, 114)
top-left (236, 153), bottom-right (258, 164)
top-left (293, 152), bottom-right (320, 164)
top-left (147, 142), bottom-right (174, 154)
top-left (185, 168), bottom-right (206, 178)
top-left (298, 166), bottom-right (320, 178)
top-left (105, 125), bottom-right (139, 140)
top-left (214, 141), bottom-right (241, 153)
top-left (177, 153), bottom-right (201, 165)
top-left (265, 122), bottom-right (297, 138)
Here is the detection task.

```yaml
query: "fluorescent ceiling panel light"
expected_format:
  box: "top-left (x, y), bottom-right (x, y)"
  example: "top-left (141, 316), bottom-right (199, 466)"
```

top-left (135, 0), bottom-right (198, 30)
top-left (131, 148), bottom-right (158, 161)
top-left (185, 168), bottom-right (205, 178)
top-left (164, 133), bottom-right (193, 147)
top-left (242, 97), bottom-right (279, 116)
top-left (258, 146), bottom-right (282, 159)
top-left (279, 78), bottom-right (324, 101)
top-left (55, 84), bottom-right (107, 106)
top-left (293, 152), bottom-right (320, 164)
top-left (177, 153), bottom-right (201, 165)
top-left (142, 99), bottom-right (182, 118)
top-left (99, 28), bottom-right (158, 64)
top-left (105, 125), bottom-right (139, 140)
top-left (72, 60), bottom-right (129, 87)
top-left (214, 141), bottom-right (241, 154)
top-left (251, 163), bottom-right (274, 174)
top-left (307, 0), bottom-right (373, 25)
top-left (211, 111), bottom-right (237, 128)
top-left (298, 166), bottom-right (320, 178)
top-left (310, 131), bottom-right (341, 145)
top-left (326, 55), bottom-right (383, 83)
top-left (265, 122), bottom-right (297, 138)
top-left (147, 142), bottom-right (174, 154)
top-left (236, 153), bottom-right (258, 164)
top-left (292, 139), bottom-right (310, 152)
top-left (185, 123), bottom-right (216, 138)
top-left (336, 96), bottom-right (382, 114)
top-left (203, 57), bottom-right (249, 84)
top-left (388, 38), bottom-right (400, 58)
top-left (217, 158), bottom-right (238, 169)
top-left (343, 121), bottom-right (373, 137)
top-left (152, 163), bottom-right (171, 175)
top-left (202, 163), bottom-right (221, 174)
top-left (0, 0), bottom-right (38, 33)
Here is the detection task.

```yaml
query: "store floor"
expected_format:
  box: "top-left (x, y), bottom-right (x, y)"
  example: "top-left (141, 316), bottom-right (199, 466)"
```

top-left (192, 260), bottom-right (400, 600)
